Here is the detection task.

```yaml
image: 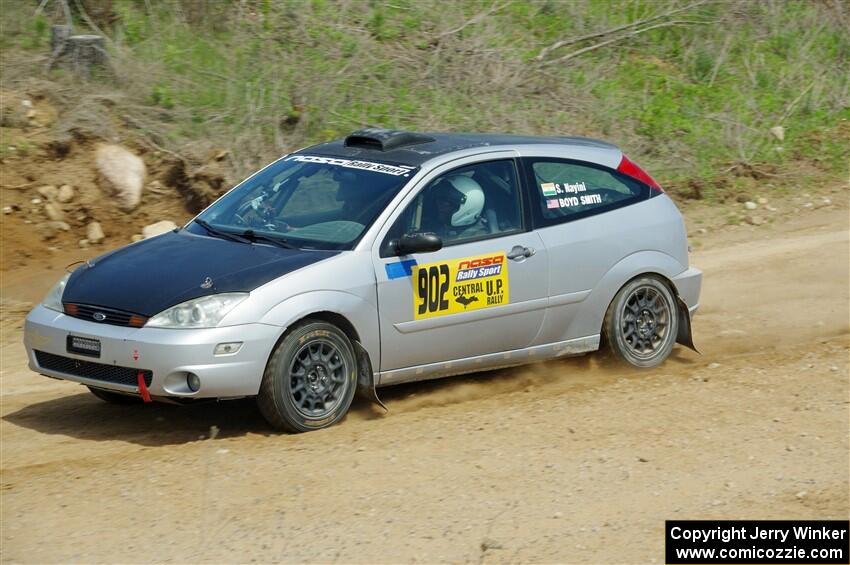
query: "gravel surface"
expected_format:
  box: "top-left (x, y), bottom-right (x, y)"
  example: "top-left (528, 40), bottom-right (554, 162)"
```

top-left (1, 206), bottom-right (847, 564)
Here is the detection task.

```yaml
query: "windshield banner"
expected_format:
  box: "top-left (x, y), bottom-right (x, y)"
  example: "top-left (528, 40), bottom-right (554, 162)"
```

top-left (285, 155), bottom-right (416, 176)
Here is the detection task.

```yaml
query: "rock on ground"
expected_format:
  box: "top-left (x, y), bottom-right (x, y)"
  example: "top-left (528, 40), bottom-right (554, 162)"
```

top-left (37, 185), bottom-right (58, 201)
top-left (142, 220), bottom-right (178, 239)
top-left (769, 125), bottom-right (785, 141)
top-left (43, 203), bottom-right (64, 222)
top-left (86, 221), bottom-right (105, 244)
top-left (94, 144), bottom-right (146, 211)
top-left (47, 221), bottom-right (70, 231)
top-left (57, 185), bottom-right (74, 203)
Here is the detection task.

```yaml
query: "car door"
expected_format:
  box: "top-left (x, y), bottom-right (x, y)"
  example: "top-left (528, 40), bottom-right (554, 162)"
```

top-left (520, 157), bottom-right (653, 344)
top-left (372, 157), bottom-right (548, 375)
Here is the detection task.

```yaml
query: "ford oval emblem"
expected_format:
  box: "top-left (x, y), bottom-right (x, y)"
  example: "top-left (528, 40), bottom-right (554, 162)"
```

top-left (93, 312), bottom-right (107, 322)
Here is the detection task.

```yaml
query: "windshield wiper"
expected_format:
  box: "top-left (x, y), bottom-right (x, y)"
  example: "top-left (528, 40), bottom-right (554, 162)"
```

top-left (239, 229), bottom-right (297, 249)
top-left (194, 219), bottom-right (252, 244)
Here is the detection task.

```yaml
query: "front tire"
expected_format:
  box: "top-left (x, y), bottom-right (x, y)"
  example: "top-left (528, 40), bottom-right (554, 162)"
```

top-left (257, 320), bottom-right (358, 432)
top-left (602, 276), bottom-right (679, 368)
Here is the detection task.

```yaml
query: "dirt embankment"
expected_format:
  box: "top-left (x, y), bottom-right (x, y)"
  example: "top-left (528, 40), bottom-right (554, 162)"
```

top-left (1, 189), bottom-right (847, 563)
top-left (1, 87), bottom-right (232, 282)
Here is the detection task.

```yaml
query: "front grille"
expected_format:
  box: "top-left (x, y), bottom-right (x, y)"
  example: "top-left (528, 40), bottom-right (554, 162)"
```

top-left (35, 350), bottom-right (153, 387)
top-left (63, 303), bottom-right (148, 327)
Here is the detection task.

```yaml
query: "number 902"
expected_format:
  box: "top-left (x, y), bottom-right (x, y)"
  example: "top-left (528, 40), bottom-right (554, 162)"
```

top-left (417, 265), bottom-right (450, 315)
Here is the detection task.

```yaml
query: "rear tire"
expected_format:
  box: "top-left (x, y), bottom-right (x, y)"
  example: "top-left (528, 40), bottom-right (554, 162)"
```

top-left (88, 386), bottom-right (143, 404)
top-left (602, 276), bottom-right (679, 368)
top-left (257, 320), bottom-right (357, 432)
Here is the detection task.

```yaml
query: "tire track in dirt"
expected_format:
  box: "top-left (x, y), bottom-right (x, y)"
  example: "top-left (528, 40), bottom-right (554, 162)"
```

top-left (1, 206), bottom-right (847, 563)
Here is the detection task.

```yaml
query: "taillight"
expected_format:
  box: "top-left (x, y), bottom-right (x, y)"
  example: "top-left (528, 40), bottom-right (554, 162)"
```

top-left (617, 155), bottom-right (663, 192)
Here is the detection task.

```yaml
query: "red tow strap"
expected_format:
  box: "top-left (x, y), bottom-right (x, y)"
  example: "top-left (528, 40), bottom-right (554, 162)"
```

top-left (137, 371), bottom-right (152, 403)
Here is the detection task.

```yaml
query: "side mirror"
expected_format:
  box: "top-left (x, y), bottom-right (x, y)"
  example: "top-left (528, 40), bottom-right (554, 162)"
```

top-left (395, 232), bottom-right (442, 255)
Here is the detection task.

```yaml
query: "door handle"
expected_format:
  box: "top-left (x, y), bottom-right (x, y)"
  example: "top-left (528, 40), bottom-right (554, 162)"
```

top-left (507, 245), bottom-right (536, 261)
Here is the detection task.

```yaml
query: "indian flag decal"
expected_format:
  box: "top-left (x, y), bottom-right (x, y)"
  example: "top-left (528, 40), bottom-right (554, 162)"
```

top-left (540, 182), bottom-right (558, 196)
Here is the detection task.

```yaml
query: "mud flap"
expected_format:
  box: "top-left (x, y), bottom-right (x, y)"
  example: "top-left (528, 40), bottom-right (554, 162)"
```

top-left (353, 341), bottom-right (387, 411)
top-left (675, 296), bottom-right (699, 353)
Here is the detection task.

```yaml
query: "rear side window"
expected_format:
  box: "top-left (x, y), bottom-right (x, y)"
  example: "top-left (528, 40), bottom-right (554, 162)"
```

top-left (523, 158), bottom-right (650, 227)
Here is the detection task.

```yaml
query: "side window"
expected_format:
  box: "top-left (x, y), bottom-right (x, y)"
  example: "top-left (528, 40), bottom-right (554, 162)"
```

top-left (381, 160), bottom-right (523, 255)
top-left (525, 159), bottom-right (649, 226)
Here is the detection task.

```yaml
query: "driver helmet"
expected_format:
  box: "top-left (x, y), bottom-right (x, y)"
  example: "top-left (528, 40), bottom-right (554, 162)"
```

top-left (440, 175), bottom-right (485, 227)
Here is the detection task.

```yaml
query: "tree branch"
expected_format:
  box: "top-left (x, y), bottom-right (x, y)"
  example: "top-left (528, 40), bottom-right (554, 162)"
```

top-left (778, 77), bottom-right (818, 125)
top-left (436, 1), bottom-right (511, 38)
top-left (535, 0), bottom-right (710, 62)
top-left (540, 20), bottom-right (711, 67)
top-left (72, 0), bottom-right (111, 43)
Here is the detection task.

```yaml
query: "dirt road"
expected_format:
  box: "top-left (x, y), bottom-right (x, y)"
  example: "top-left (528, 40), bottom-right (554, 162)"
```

top-left (1, 202), bottom-right (848, 563)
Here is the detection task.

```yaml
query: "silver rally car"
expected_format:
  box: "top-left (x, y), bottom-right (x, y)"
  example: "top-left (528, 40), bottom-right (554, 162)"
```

top-left (24, 129), bottom-right (701, 432)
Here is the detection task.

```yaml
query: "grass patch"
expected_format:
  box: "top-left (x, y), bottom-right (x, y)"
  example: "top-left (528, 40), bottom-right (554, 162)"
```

top-left (1, 0), bottom-right (847, 194)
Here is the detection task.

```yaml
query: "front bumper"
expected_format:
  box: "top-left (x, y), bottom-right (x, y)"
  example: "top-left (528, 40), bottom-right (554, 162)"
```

top-left (24, 305), bottom-right (281, 399)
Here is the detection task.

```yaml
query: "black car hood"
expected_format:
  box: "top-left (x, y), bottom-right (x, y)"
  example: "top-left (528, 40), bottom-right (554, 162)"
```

top-left (62, 230), bottom-right (336, 317)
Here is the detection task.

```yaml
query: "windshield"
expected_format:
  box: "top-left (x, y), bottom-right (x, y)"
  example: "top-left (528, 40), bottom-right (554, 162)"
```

top-left (189, 155), bottom-right (418, 250)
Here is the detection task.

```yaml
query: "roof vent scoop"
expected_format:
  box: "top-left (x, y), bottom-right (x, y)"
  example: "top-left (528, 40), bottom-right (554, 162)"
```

top-left (344, 129), bottom-right (435, 152)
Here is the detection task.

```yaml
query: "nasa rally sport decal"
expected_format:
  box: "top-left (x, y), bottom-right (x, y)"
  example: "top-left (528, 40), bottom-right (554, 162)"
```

top-left (412, 253), bottom-right (509, 320)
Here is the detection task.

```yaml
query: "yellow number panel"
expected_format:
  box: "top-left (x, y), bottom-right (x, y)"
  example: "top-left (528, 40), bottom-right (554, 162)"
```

top-left (412, 252), bottom-right (510, 320)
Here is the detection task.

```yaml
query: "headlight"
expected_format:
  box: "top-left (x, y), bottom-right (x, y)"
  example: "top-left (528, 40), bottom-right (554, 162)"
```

top-left (43, 272), bottom-right (72, 312)
top-left (146, 293), bottom-right (248, 329)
